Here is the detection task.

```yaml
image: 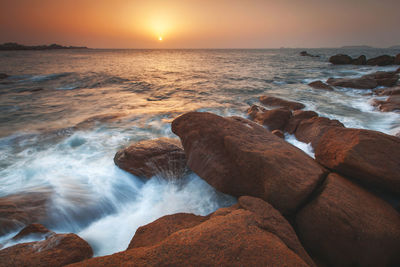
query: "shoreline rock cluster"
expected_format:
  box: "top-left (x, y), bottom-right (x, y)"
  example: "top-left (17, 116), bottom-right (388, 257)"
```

top-left (1, 53), bottom-right (400, 266)
top-left (329, 53), bottom-right (400, 66)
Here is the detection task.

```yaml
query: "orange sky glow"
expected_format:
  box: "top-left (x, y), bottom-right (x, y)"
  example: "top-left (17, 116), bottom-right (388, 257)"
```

top-left (0, 0), bottom-right (399, 48)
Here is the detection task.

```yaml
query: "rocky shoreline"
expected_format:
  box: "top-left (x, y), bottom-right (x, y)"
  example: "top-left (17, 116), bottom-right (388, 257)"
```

top-left (1, 54), bottom-right (400, 266)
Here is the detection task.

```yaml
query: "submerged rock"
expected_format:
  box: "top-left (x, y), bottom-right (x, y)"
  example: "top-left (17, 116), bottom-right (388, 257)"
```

top-left (329, 54), bottom-right (353, 65)
top-left (294, 116), bottom-right (345, 148)
top-left (259, 95), bottom-right (305, 110)
top-left (315, 128), bottom-right (400, 194)
top-left (69, 196), bottom-right (315, 267)
top-left (296, 173), bottom-right (400, 267)
top-left (0, 232), bottom-right (93, 267)
top-left (308, 80), bottom-right (333, 91)
top-left (0, 189), bottom-right (52, 236)
top-left (114, 138), bottom-right (187, 179)
top-left (366, 55), bottom-right (395, 66)
top-left (12, 223), bottom-right (52, 240)
top-left (171, 112), bottom-right (326, 214)
top-left (372, 95), bottom-right (400, 112)
top-left (300, 51), bottom-right (319, 58)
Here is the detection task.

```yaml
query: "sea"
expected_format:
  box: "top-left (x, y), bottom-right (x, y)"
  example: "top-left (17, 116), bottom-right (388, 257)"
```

top-left (0, 48), bottom-right (399, 255)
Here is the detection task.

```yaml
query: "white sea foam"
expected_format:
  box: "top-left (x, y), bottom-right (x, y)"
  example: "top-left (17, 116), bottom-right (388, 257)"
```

top-left (285, 134), bottom-right (315, 158)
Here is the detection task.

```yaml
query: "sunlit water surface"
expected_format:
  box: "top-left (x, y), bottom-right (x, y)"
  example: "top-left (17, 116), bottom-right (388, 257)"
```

top-left (0, 48), bottom-right (399, 255)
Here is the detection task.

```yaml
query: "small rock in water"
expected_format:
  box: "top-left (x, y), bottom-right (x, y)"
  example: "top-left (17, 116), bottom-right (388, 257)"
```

top-left (259, 95), bottom-right (305, 110)
top-left (308, 80), bottom-right (333, 90)
top-left (366, 55), bottom-right (395, 66)
top-left (0, 73), bottom-right (8, 79)
top-left (329, 54), bottom-right (353, 65)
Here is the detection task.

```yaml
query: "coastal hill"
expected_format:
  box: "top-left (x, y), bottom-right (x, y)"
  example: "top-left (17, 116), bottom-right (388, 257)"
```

top-left (0, 42), bottom-right (88, 50)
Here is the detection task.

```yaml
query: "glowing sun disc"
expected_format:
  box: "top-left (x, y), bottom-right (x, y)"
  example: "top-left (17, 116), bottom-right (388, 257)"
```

top-left (158, 36), bottom-right (163, 41)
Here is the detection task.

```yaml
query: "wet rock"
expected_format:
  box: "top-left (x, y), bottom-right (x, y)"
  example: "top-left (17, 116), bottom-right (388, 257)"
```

top-left (308, 81), bottom-right (333, 91)
top-left (253, 108), bottom-right (292, 131)
top-left (373, 86), bottom-right (400, 96)
top-left (0, 73), bottom-right (8, 79)
top-left (352, 55), bottom-right (367, 65)
top-left (171, 112), bottom-right (326, 214)
top-left (327, 76), bottom-right (377, 89)
top-left (0, 232), bottom-right (93, 267)
top-left (69, 197), bottom-right (314, 267)
top-left (363, 71), bottom-right (399, 87)
top-left (366, 55), bottom-right (395, 66)
top-left (74, 113), bottom-right (125, 130)
top-left (0, 189), bottom-right (52, 236)
top-left (246, 104), bottom-right (266, 120)
top-left (294, 116), bottom-right (345, 148)
top-left (271, 129), bottom-right (284, 138)
top-left (285, 110), bottom-right (319, 134)
top-left (315, 128), bottom-right (400, 194)
top-left (128, 213), bottom-right (209, 249)
top-left (372, 95), bottom-right (400, 112)
top-left (114, 138), bottom-right (187, 179)
top-left (259, 95), bottom-right (305, 110)
top-left (12, 223), bottom-right (52, 240)
top-left (300, 51), bottom-right (319, 57)
top-left (329, 54), bottom-right (353, 65)
top-left (296, 173), bottom-right (400, 267)
top-left (395, 53), bottom-right (400, 65)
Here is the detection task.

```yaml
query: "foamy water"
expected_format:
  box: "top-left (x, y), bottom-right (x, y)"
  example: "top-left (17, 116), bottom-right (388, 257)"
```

top-left (0, 48), bottom-right (399, 255)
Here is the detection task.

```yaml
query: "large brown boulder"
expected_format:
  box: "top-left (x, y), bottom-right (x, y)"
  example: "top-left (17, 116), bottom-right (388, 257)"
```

top-left (294, 116), bottom-right (345, 148)
top-left (0, 232), bottom-right (93, 267)
top-left (315, 128), bottom-right (400, 194)
top-left (308, 81), bottom-right (333, 91)
top-left (366, 55), bottom-right (395, 66)
top-left (372, 95), bottom-right (400, 112)
top-left (285, 110), bottom-right (319, 134)
top-left (327, 76), bottom-right (378, 89)
top-left (253, 108), bottom-right (292, 131)
top-left (171, 112), bottom-right (326, 214)
top-left (259, 95), bottom-right (305, 110)
top-left (114, 138), bottom-right (187, 179)
top-left (246, 104), bottom-right (266, 120)
top-left (69, 197), bottom-right (314, 267)
top-left (329, 54), bottom-right (353, 65)
top-left (0, 189), bottom-right (51, 236)
top-left (296, 173), bottom-right (400, 267)
top-left (395, 53), bottom-right (400, 65)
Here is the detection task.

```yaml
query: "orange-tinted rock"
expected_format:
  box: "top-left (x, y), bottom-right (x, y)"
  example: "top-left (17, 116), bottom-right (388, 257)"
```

top-left (128, 213), bottom-right (208, 249)
top-left (246, 104), bottom-right (266, 120)
top-left (315, 128), bottom-right (400, 194)
top-left (271, 129), bottom-right (284, 138)
top-left (372, 95), bottom-right (400, 112)
top-left (69, 198), bottom-right (313, 267)
top-left (0, 189), bottom-right (51, 236)
top-left (114, 138), bottom-right (187, 179)
top-left (171, 112), bottom-right (326, 214)
top-left (254, 108), bottom-right (292, 131)
top-left (296, 173), bottom-right (400, 267)
top-left (308, 81), bottom-right (333, 90)
top-left (0, 233), bottom-right (93, 267)
top-left (329, 54), bottom-right (352, 65)
top-left (285, 110), bottom-right (319, 134)
top-left (327, 76), bottom-right (378, 89)
top-left (12, 223), bottom-right (52, 240)
top-left (366, 55), bottom-right (395, 66)
top-left (259, 95), bottom-right (305, 110)
top-left (294, 116), bottom-right (344, 148)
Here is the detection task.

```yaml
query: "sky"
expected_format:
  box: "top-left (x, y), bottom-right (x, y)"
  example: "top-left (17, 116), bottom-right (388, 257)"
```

top-left (0, 0), bottom-right (399, 49)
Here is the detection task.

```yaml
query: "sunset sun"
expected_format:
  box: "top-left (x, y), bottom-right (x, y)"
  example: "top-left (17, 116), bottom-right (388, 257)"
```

top-left (158, 36), bottom-right (163, 41)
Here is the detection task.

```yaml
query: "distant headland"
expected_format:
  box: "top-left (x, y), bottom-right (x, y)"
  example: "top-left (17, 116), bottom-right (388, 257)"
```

top-left (0, 42), bottom-right (88, 50)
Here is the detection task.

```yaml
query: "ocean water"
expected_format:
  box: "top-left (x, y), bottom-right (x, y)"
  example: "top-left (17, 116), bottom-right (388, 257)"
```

top-left (0, 48), bottom-right (399, 255)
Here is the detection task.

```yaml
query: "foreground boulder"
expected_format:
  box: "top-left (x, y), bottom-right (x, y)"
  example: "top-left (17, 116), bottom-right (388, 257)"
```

top-left (372, 95), bottom-right (400, 112)
top-left (296, 173), bottom-right (400, 266)
top-left (329, 54), bottom-right (353, 65)
top-left (315, 128), bottom-right (400, 194)
top-left (69, 196), bottom-right (314, 267)
top-left (366, 55), bottom-right (395, 66)
top-left (294, 116), bottom-right (345, 148)
top-left (307, 81), bottom-right (333, 91)
top-left (259, 95), bottom-right (305, 110)
top-left (0, 229), bottom-right (93, 267)
top-left (114, 138), bottom-right (187, 179)
top-left (172, 112), bottom-right (326, 214)
top-left (285, 110), bottom-right (319, 134)
top-left (249, 107), bottom-right (292, 131)
top-left (0, 189), bottom-right (51, 236)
